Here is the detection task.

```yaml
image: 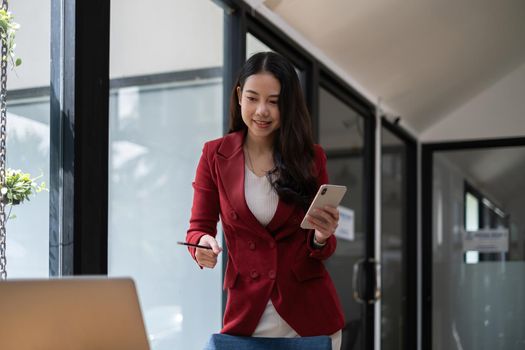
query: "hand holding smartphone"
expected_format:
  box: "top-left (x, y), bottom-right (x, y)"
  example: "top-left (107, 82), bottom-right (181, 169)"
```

top-left (300, 184), bottom-right (347, 230)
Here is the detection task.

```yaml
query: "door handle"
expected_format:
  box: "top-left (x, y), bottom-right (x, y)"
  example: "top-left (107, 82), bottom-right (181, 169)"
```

top-left (352, 258), bottom-right (381, 304)
top-left (372, 259), bottom-right (381, 303)
top-left (352, 258), bottom-right (366, 303)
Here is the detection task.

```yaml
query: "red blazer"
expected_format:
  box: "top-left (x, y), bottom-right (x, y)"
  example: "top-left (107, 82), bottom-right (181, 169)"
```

top-left (186, 130), bottom-right (345, 336)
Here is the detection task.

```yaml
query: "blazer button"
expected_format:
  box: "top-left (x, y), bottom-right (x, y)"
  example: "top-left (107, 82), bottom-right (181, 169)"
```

top-left (269, 241), bottom-right (275, 249)
top-left (250, 270), bottom-right (259, 279)
top-left (268, 270), bottom-right (276, 279)
top-left (249, 241), bottom-right (256, 250)
top-left (230, 210), bottom-right (238, 220)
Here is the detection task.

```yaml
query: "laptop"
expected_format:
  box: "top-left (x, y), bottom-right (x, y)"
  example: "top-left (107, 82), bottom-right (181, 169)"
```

top-left (0, 277), bottom-right (150, 350)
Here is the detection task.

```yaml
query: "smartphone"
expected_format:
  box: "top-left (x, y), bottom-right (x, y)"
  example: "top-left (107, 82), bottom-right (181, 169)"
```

top-left (300, 184), bottom-right (348, 230)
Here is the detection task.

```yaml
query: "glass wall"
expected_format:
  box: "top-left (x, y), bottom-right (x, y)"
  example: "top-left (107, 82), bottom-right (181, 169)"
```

top-left (432, 146), bottom-right (525, 349)
top-left (108, 1), bottom-right (224, 349)
top-left (5, 0), bottom-right (51, 278)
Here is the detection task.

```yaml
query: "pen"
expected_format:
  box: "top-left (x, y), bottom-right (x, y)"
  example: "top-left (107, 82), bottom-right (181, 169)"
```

top-left (177, 241), bottom-right (213, 250)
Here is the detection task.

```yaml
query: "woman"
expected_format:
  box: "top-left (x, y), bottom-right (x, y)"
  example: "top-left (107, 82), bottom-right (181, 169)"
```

top-left (186, 52), bottom-right (345, 349)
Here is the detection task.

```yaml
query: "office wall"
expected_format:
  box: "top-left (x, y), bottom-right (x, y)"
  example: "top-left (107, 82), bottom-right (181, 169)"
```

top-left (422, 61), bottom-right (525, 142)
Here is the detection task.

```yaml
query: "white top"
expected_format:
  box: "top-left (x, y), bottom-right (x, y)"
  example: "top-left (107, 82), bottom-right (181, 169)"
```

top-left (244, 165), bottom-right (278, 226)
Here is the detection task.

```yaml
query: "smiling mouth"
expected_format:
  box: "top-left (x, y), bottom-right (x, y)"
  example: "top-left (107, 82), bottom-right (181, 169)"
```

top-left (254, 120), bottom-right (271, 126)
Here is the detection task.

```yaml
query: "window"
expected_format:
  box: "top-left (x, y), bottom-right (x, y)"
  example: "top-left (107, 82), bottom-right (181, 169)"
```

top-left (6, 0), bottom-right (51, 278)
top-left (108, 1), bottom-right (224, 349)
top-left (464, 182), bottom-right (508, 263)
top-left (465, 192), bottom-right (479, 231)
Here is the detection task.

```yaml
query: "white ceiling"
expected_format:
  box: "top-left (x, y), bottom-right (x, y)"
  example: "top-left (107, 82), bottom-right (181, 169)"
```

top-left (255, 0), bottom-right (525, 215)
top-left (260, 0), bottom-right (525, 134)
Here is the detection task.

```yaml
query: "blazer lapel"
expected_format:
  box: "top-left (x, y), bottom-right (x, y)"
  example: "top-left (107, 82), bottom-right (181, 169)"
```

top-left (216, 131), bottom-right (269, 239)
top-left (216, 130), bottom-right (302, 241)
top-left (266, 198), bottom-right (297, 237)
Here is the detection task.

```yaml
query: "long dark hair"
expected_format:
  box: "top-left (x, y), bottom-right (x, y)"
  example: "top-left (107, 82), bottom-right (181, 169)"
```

top-left (229, 52), bottom-right (318, 209)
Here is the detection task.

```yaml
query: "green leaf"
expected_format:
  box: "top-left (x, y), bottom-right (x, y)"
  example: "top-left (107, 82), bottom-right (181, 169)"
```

top-left (3, 168), bottom-right (46, 209)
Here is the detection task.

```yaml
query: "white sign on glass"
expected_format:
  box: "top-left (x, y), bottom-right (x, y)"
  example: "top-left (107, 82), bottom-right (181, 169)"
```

top-left (335, 206), bottom-right (354, 241)
top-left (463, 228), bottom-right (509, 253)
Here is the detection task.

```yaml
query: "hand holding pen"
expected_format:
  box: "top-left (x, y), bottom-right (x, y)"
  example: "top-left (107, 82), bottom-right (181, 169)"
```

top-left (178, 235), bottom-right (222, 269)
top-left (177, 241), bottom-right (213, 250)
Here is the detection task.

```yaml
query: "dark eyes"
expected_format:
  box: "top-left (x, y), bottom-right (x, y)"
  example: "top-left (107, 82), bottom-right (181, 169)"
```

top-left (245, 96), bottom-right (278, 104)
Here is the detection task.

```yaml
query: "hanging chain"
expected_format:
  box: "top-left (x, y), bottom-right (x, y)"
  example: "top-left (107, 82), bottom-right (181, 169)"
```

top-left (0, 0), bottom-right (10, 280)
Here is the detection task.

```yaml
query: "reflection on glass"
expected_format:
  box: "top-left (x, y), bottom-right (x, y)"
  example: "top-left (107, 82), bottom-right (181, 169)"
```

top-left (109, 1), bottom-right (224, 349)
top-left (319, 86), bottom-right (365, 349)
top-left (433, 147), bottom-right (525, 349)
top-left (319, 88), bottom-right (363, 152)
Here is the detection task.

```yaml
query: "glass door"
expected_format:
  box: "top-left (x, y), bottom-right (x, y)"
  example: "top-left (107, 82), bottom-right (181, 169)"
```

top-left (319, 86), bottom-right (375, 350)
top-left (424, 142), bottom-right (525, 349)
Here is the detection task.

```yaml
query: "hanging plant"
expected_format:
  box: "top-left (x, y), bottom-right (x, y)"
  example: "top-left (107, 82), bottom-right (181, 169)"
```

top-left (1, 169), bottom-right (47, 220)
top-left (0, 8), bottom-right (46, 220)
top-left (0, 8), bottom-right (21, 67)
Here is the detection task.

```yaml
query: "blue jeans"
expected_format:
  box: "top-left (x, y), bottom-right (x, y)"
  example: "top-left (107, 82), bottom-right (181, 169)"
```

top-left (204, 333), bottom-right (332, 350)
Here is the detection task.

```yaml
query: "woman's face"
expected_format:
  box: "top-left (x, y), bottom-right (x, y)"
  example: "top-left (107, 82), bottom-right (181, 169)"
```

top-left (237, 73), bottom-right (281, 141)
